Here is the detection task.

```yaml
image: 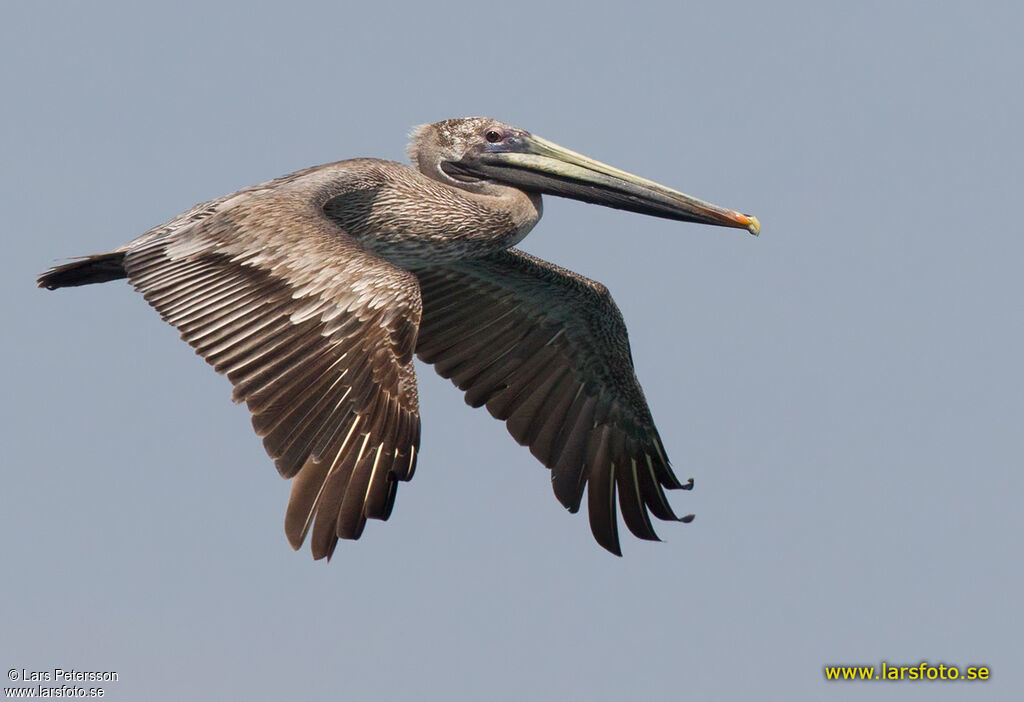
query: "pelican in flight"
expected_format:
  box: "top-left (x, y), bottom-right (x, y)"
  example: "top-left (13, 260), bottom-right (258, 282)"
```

top-left (38, 118), bottom-right (759, 558)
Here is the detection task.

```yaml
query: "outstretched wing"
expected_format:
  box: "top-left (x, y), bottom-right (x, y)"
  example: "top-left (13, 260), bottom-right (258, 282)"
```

top-left (413, 249), bottom-right (692, 555)
top-left (121, 176), bottom-right (421, 560)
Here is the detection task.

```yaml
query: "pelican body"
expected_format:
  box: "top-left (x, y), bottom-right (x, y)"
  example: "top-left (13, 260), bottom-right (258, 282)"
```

top-left (38, 117), bottom-right (758, 558)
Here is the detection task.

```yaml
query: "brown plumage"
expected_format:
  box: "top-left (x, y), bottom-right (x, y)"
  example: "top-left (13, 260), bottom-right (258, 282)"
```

top-left (38, 117), bottom-right (758, 558)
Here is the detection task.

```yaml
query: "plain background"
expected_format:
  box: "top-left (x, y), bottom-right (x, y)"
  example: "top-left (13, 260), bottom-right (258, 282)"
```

top-left (3, 2), bottom-right (1021, 700)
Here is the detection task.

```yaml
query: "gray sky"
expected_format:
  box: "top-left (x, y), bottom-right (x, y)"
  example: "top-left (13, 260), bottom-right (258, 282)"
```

top-left (3, 1), bottom-right (1021, 700)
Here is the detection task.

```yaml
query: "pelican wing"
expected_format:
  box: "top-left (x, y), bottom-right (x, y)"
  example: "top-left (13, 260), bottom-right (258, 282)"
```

top-left (120, 184), bottom-right (421, 560)
top-left (413, 249), bottom-right (692, 555)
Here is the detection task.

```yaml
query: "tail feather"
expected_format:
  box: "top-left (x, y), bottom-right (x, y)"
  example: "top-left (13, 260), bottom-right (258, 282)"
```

top-left (38, 252), bottom-right (127, 290)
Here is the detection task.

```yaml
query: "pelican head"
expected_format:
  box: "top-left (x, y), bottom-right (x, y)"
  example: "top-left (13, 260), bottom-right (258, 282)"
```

top-left (408, 117), bottom-right (759, 235)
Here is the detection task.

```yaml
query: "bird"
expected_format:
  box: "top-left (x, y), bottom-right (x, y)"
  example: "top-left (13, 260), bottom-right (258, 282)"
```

top-left (38, 117), bottom-right (759, 559)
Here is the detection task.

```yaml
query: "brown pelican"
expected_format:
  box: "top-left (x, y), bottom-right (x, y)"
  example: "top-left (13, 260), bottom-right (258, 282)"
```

top-left (38, 117), bottom-right (759, 558)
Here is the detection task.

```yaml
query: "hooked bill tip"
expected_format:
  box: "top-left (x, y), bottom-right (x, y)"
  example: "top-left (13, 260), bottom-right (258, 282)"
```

top-left (744, 215), bottom-right (760, 236)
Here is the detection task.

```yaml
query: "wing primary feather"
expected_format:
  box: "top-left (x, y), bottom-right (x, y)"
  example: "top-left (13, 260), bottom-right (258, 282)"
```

top-left (286, 456), bottom-right (332, 549)
top-left (585, 426), bottom-right (620, 556)
top-left (310, 422), bottom-right (367, 558)
top-left (616, 456), bottom-right (660, 541)
top-left (638, 454), bottom-right (681, 521)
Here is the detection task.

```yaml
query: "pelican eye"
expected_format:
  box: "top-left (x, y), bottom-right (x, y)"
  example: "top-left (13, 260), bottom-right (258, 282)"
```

top-left (485, 130), bottom-right (503, 143)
